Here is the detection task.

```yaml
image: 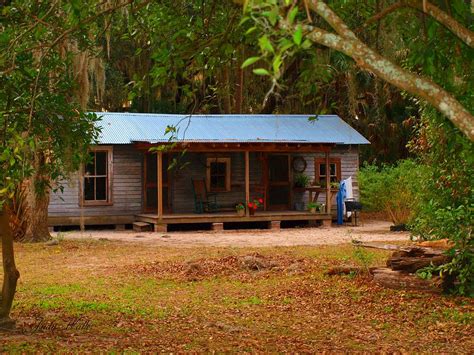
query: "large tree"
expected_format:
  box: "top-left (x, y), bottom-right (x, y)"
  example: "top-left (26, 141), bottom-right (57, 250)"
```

top-left (241, 0), bottom-right (473, 293)
top-left (241, 0), bottom-right (474, 141)
top-left (0, 0), bottom-right (139, 326)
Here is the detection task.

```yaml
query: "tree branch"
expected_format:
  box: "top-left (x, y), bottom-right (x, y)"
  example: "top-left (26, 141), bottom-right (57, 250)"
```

top-left (356, 0), bottom-right (474, 48)
top-left (406, 0), bottom-right (474, 48)
top-left (358, 2), bottom-right (404, 30)
top-left (280, 19), bottom-right (474, 140)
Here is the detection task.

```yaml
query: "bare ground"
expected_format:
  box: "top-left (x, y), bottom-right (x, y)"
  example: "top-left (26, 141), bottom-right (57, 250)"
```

top-left (56, 220), bottom-right (410, 247)
top-left (0, 219), bottom-right (472, 352)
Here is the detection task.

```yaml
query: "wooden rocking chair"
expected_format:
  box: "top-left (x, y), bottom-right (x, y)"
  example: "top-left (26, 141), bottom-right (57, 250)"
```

top-left (191, 179), bottom-right (219, 213)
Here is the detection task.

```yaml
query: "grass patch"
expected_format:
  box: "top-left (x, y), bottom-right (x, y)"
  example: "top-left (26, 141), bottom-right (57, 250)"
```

top-left (0, 240), bottom-right (472, 352)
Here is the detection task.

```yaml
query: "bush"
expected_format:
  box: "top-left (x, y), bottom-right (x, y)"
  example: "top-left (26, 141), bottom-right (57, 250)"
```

top-left (408, 109), bottom-right (474, 296)
top-left (358, 160), bottom-right (428, 225)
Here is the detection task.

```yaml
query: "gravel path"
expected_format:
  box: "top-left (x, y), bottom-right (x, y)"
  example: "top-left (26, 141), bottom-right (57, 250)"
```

top-left (56, 220), bottom-right (411, 248)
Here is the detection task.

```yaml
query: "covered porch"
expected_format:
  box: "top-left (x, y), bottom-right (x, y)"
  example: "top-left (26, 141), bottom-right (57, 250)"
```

top-left (136, 210), bottom-right (332, 232)
top-left (135, 142), bottom-right (337, 232)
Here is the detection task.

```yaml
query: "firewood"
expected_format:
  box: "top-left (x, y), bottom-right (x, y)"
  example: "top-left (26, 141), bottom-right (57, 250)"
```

top-left (352, 241), bottom-right (445, 256)
top-left (416, 239), bottom-right (454, 250)
top-left (372, 268), bottom-right (443, 294)
top-left (387, 255), bottom-right (450, 273)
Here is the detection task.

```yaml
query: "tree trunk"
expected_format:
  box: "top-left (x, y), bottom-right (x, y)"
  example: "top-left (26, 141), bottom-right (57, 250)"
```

top-left (0, 210), bottom-right (20, 329)
top-left (15, 178), bottom-right (51, 242)
top-left (10, 147), bottom-right (52, 243)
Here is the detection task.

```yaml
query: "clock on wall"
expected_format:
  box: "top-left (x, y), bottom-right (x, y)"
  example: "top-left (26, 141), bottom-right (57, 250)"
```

top-left (292, 156), bottom-right (307, 173)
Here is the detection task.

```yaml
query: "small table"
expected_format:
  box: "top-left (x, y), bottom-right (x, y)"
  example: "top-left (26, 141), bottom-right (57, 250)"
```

top-left (294, 186), bottom-right (339, 205)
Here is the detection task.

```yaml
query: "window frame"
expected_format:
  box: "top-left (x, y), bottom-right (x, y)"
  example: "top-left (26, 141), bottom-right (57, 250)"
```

top-left (80, 146), bottom-right (113, 206)
top-left (314, 157), bottom-right (342, 186)
top-left (206, 157), bottom-right (231, 192)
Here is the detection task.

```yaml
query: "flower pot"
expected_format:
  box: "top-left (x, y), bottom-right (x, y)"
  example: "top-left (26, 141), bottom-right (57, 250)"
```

top-left (309, 207), bottom-right (316, 214)
top-left (237, 209), bottom-right (245, 217)
top-left (249, 208), bottom-right (255, 216)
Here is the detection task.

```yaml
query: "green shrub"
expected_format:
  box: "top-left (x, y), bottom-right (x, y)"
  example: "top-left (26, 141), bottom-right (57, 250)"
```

top-left (358, 159), bottom-right (428, 225)
top-left (294, 173), bottom-right (310, 188)
top-left (408, 110), bottom-right (474, 296)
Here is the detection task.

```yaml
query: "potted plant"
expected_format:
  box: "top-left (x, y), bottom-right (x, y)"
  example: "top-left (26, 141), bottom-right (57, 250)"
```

top-left (330, 181), bottom-right (340, 190)
top-left (247, 198), bottom-right (263, 216)
top-left (307, 201), bottom-right (322, 213)
top-left (235, 202), bottom-right (245, 217)
top-left (294, 173), bottom-right (310, 188)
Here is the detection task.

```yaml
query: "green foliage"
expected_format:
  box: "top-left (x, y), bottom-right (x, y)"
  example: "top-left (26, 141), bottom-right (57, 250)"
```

top-left (352, 245), bottom-right (374, 274)
top-left (359, 160), bottom-right (428, 225)
top-left (409, 109), bottom-right (474, 296)
top-left (307, 201), bottom-right (321, 211)
top-left (0, 1), bottom-right (106, 209)
top-left (294, 173), bottom-right (310, 188)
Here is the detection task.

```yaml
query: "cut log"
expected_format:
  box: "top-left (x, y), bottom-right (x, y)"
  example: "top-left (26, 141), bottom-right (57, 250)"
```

top-left (372, 268), bottom-right (443, 294)
top-left (353, 241), bottom-right (445, 256)
top-left (387, 255), bottom-right (449, 273)
top-left (416, 239), bottom-right (454, 250)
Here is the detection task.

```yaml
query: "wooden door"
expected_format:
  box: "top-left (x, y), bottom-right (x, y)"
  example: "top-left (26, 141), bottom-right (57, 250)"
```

top-left (144, 153), bottom-right (170, 213)
top-left (267, 154), bottom-right (290, 210)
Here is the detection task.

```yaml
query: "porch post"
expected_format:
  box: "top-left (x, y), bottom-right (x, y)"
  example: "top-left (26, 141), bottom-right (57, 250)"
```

top-left (245, 151), bottom-right (250, 217)
top-left (157, 151), bottom-right (163, 220)
top-left (325, 150), bottom-right (331, 214)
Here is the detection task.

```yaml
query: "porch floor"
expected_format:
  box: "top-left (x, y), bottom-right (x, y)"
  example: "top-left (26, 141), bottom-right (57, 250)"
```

top-left (135, 211), bottom-right (331, 225)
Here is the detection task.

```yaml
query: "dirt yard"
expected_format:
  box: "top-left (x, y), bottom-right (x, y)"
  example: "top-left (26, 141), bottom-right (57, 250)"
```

top-left (1, 220), bottom-right (472, 352)
top-left (56, 220), bottom-right (410, 247)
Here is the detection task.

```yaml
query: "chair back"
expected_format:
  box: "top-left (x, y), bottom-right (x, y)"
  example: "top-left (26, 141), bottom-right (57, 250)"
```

top-left (192, 179), bottom-right (208, 202)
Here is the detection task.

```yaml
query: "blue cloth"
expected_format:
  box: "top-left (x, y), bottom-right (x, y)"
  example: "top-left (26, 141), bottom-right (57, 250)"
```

top-left (336, 180), bottom-right (347, 225)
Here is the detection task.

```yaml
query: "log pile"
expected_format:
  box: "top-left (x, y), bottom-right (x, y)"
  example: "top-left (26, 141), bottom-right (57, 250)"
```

top-left (326, 241), bottom-right (452, 293)
top-left (359, 241), bottom-right (452, 293)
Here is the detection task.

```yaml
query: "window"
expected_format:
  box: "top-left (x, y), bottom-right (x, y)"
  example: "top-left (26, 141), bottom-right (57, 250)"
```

top-left (206, 157), bottom-right (231, 192)
top-left (82, 147), bottom-right (113, 205)
top-left (315, 158), bottom-right (341, 186)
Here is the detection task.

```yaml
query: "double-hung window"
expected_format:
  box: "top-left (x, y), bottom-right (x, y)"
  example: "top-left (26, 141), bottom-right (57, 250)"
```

top-left (82, 147), bottom-right (113, 205)
top-left (206, 157), bottom-right (231, 192)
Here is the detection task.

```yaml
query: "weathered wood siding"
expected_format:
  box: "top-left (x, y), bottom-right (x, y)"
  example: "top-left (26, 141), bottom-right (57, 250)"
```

top-left (48, 144), bottom-right (360, 222)
top-left (292, 145), bottom-right (360, 209)
top-left (48, 145), bottom-right (143, 218)
top-left (170, 152), bottom-right (262, 213)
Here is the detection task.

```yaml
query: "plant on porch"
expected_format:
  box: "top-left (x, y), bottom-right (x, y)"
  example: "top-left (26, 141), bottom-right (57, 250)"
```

top-left (307, 202), bottom-right (322, 214)
top-left (294, 173), bottom-right (310, 188)
top-left (248, 198), bottom-right (264, 215)
top-left (235, 202), bottom-right (246, 217)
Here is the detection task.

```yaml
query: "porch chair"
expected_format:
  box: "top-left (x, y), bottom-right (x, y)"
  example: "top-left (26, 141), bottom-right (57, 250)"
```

top-left (191, 179), bottom-right (219, 213)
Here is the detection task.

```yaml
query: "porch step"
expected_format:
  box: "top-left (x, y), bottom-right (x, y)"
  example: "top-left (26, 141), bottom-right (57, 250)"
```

top-left (133, 221), bottom-right (152, 232)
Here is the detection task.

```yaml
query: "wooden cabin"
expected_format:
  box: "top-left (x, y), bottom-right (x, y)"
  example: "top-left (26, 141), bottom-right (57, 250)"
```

top-left (48, 113), bottom-right (369, 232)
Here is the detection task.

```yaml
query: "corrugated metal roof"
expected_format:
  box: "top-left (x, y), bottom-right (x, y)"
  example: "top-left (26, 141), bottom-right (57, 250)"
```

top-left (94, 113), bottom-right (370, 145)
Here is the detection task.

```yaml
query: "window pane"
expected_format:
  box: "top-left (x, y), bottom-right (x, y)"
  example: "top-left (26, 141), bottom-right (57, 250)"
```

top-left (210, 175), bottom-right (218, 188)
top-left (96, 152), bottom-right (107, 176)
top-left (330, 163), bottom-right (336, 176)
top-left (217, 162), bottom-right (226, 174)
top-left (210, 162), bottom-right (226, 175)
top-left (85, 153), bottom-right (95, 175)
top-left (96, 177), bottom-right (107, 200)
top-left (319, 164), bottom-right (326, 177)
top-left (216, 176), bottom-right (225, 188)
top-left (84, 178), bottom-right (95, 200)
